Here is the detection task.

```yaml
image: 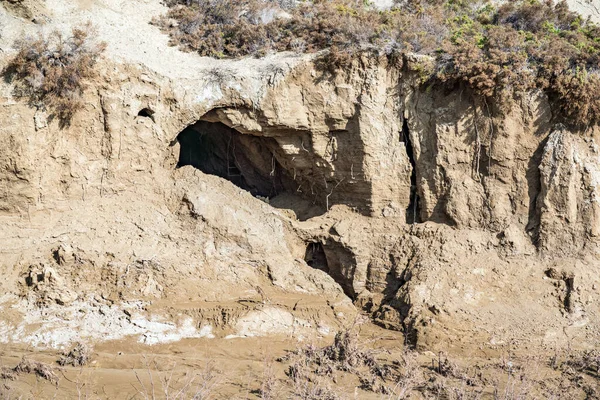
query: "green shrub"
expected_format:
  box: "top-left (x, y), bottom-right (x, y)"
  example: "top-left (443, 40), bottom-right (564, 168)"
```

top-left (437, 0), bottom-right (600, 126)
top-left (4, 23), bottom-right (106, 126)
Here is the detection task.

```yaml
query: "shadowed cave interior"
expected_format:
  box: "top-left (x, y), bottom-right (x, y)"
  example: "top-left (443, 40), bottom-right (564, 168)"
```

top-left (175, 120), bottom-right (326, 221)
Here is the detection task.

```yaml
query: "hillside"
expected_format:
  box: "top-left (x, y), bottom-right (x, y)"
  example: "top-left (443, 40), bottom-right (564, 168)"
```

top-left (1, 0), bottom-right (600, 398)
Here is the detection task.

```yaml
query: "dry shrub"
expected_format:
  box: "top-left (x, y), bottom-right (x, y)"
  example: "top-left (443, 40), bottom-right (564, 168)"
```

top-left (281, 341), bottom-right (598, 399)
top-left (283, 331), bottom-right (427, 397)
top-left (386, 349), bottom-right (426, 399)
top-left (3, 23), bottom-right (106, 126)
top-left (0, 367), bottom-right (16, 381)
top-left (281, 326), bottom-right (397, 397)
top-left (563, 349), bottom-right (600, 376)
top-left (132, 356), bottom-right (221, 400)
top-left (436, 0), bottom-right (600, 127)
top-left (155, 0), bottom-right (282, 58)
top-left (424, 352), bottom-right (484, 400)
top-left (491, 371), bottom-right (535, 400)
top-left (323, 329), bottom-right (377, 371)
top-left (155, 0), bottom-right (407, 61)
top-left (156, 0), bottom-right (455, 60)
top-left (286, 350), bottom-right (340, 400)
top-left (58, 342), bottom-right (92, 367)
top-left (552, 71), bottom-right (600, 128)
top-left (259, 358), bottom-right (280, 400)
top-left (284, 328), bottom-right (377, 376)
top-left (13, 357), bottom-right (59, 385)
top-left (158, 0), bottom-right (600, 127)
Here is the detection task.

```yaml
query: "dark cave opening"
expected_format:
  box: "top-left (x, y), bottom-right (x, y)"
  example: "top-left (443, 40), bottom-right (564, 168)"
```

top-left (138, 108), bottom-right (155, 121)
top-left (303, 240), bottom-right (358, 299)
top-left (401, 118), bottom-right (421, 224)
top-left (176, 120), bottom-right (296, 198)
top-left (304, 242), bottom-right (329, 273)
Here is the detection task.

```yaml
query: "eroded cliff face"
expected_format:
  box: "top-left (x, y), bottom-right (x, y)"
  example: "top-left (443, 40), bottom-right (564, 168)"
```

top-left (1, 0), bottom-right (600, 354)
top-left (195, 57), bottom-right (412, 219)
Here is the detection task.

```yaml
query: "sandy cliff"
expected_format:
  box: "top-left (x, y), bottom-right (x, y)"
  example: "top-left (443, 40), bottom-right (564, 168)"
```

top-left (1, 0), bottom-right (600, 359)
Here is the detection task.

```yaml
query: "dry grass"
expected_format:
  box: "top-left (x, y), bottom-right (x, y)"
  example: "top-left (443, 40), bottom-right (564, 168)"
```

top-left (258, 358), bottom-right (280, 400)
top-left (3, 23), bottom-right (106, 127)
top-left (13, 357), bottom-right (59, 385)
top-left (132, 355), bottom-right (221, 400)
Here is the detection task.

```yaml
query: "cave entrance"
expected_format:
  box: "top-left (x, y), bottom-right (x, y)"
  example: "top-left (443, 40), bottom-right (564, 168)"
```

top-left (401, 118), bottom-right (421, 224)
top-left (303, 240), bottom-right (357, 299)
top-left (176, 120), bottom-right (328, 220)
top-left (304, 242), bottom-right (329, 273)
top-left (138, 108), bottom-right (155, 121)
top-left (176, 120), bottom-right (296, 198)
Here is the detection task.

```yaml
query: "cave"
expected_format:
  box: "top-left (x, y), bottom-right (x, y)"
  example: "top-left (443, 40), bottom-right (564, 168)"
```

top-left (176, 120), bottom-right (297, 198)
top-left (175, 119), bottom-right (332, 220)
top-left (137, 108), bottom-right (155, 121)
top-left (304, 242), bottom-right (329, 273)
top-left (303, 240), bottom-right (358, 299)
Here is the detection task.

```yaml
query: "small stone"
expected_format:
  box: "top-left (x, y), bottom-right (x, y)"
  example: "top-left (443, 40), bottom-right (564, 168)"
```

top-left (34, 111), bottom-right (48, 131)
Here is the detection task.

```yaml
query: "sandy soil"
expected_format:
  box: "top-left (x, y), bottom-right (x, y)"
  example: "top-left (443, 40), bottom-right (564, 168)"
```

top-left (1, 323), bottom-right (405, 399)
top-left (2, 321), bottom-right (599, 399)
